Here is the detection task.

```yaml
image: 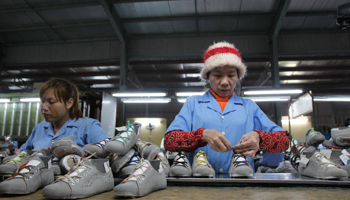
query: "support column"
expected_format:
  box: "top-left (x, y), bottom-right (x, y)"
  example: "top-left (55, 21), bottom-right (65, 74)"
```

top-left (117, 42), bottom-right (128, 127)
top-left (270, 37), bottom-right (282, 127)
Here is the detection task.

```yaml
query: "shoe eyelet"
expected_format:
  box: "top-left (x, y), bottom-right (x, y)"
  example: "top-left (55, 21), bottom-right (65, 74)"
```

top-left (72, 183), bottom-right (75, 186)
top-left (76, 179), bottom-right (79, 182)
top-left (84, 173), bottom-right (87, 176)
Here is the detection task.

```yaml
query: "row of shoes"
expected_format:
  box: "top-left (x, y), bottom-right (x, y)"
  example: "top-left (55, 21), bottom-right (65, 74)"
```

top-left (0, 122), bottom-right (170, 198)
top-left (304, 126), bottom-right (350, 177)
top-left (305, 126), bottom-right (350, 148)
top-left (169, 150), bottom-right (254, 178)
top-left (290, 144), bottom-right (349, 180)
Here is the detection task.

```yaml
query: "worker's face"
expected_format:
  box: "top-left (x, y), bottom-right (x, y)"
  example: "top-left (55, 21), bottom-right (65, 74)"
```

top-left (209, 66), bottom-right (238, 97)
top-left (40, 88), bottom-right (73, 123)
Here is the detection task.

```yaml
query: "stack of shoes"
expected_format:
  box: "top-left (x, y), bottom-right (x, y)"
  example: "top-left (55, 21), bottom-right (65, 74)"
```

top-left (229, 153), bottom-right (253, 178)
top-left (0, 154), bottom-right (54, 194)
top-left (304, 128), bottom-right (325, 147)
top-left (169, 151), bottom-right (192, 177)
top-left (42, 154), bottom-right (114, 199)
top-left (110, 148), bottom-right (136, 174)
top-left (155, 148), bottom-right (170, 177)
top-left (51, 136), bottom-right (85, 159)
top-left (192, 150), bottom-right (215, 178)
top-left (118, 152), bottom-right (140, 178)
top-left (83, 138), bottom-right (111, 158)
top-left (136, 139), bottom-right (160, 160)
top-left (298, 151), bottom-right (348, 180)
top-left (114, 159), bottom-right (167, 197)
top-left (322, 140), bottom-right (343, 149)
top-left (106, 122), bottom-right (141, 155)
top-left (331, 127), bottom-right (350, 147)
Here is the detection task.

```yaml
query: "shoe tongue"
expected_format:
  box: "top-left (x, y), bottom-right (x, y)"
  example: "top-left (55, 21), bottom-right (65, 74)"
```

top-left (68, 159), bottom-right (91, 177)
top-left (197, 156), bottom-right (206, 162)
top-left (128, 161), bottom-right (149, 181)
top-left (235, 156), bottom-right (245, 162)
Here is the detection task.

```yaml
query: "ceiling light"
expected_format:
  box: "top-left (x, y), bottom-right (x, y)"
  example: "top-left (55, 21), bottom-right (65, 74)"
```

top-left (244, 96), bottom-right (290, 102)
top-left (314, 98), bottom-right (350, 102)
top-left (20, 98), bottom-right (40, 102)
top-left (281, 118), bottom-right (309, 122)
top-left (176, 92), bottom-right (205, 97)
top-left (0, 99), bottom-right (11, 103)
top-left (177, 98), bottom-right (188, 103)
top-left (121, 98), bottom-right (171, 103)
top-left (113, 93), bottom-right (167, 97)
top-left (244, 89), bottom-right (303, 95)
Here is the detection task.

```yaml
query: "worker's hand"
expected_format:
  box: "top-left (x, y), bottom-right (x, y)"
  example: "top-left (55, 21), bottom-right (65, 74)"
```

top-left (5, 148), bottom-right (21, 157)
top-left (202, 129), bottom-right (232, 152)
top-left (232, 131), bottom-right (260, 157)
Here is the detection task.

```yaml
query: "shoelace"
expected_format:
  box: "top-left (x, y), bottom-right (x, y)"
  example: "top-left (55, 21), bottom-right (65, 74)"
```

top-left (112, 122), bottom-right (135, 144)
top-left (194, 150), bottom-right (211, 167)
top-left (12, 157), bottom-right (45, 179)
top-left (4, 151), bottom-right (29, 165)
top-left (128, 153), bottom-right (140, 166)
top-left (232, 154), bottom-right (248, 167)
top-left (124, 158), bottom-right (148, 183)
top-left (312, 152), bottom-right (337, 169)
top-left (94, 138), bottom-right (111, 149)
top-left (173, 152), bottom-right (189, 167)
top-left (56, 153), bottom-right (95, 184)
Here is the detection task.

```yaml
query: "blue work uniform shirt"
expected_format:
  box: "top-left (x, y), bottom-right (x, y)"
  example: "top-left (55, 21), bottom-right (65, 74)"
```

top-left (166, 91), bottom-right (284, 173)
top-left (20, 117), bottom-right (108, 151)
top-left (258, 152), bottom-right (284, 167)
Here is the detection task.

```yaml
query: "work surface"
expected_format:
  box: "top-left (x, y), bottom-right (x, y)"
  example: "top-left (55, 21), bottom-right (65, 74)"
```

top-left (1, 173), bottom-right (350, 200)
top-left (1, 186), bottom-right (350, 200)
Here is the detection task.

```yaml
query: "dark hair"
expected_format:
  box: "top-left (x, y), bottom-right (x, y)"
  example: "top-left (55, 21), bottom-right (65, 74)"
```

top-left (40, 78), bottom-right (82, 120)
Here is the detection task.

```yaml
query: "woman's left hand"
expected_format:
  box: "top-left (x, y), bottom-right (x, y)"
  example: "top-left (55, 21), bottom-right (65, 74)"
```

top-left (232, 131), bottom-right (260, 157)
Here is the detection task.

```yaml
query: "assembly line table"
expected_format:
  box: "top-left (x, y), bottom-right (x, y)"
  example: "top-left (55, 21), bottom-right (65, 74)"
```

top-left (1, 173), bottom-right (350, 200)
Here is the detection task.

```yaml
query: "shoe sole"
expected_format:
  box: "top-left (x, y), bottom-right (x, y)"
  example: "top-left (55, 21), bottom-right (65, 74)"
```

top-left (230, 173), bottom-right (253, 178)
top-left (114, 187), bottom-right (166, 197)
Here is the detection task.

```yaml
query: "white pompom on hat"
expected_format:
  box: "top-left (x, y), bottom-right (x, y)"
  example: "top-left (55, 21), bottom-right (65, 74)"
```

top-left (201, 41), bottom-right (247, 80)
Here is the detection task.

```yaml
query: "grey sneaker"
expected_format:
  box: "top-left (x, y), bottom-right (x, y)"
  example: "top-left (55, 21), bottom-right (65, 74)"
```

top-left (0, 155), bottom-right (54, 194)
top-left (59, 154), bottom-right (82, 174)
top-left (114, 159), bottom-right (167, 197)
top-left (155, 148), bottom-right (170, 177)
top-left (298, 151), bottom-right (348, 180)
top-left (83, 138), bottom-right (111, 158)
top-left (331, 127), bottom-right (350, 147)
top-left (192, 150), bottom-right (215, 178)
top-left (42, 155), bottom-right (114, 199)
top-left (136, 139), bottom-right (160, 160)
top-left (229, 153), bottom-right (253, 178)
top-left (118, 152), bottom-right (140, 178)
top-left (51, 136), bottom-right (85, 159)
top-left (340, 164), bottom-right (350, 178)
top-left (106, 122), bottom-right (141, 155)
top-left (0, 151), bottom-right (31, 176)
top-left (289, 144), bottom-right (316, 170)
top-left (304, 128), bottom-right (325, 147)
top-left (169, 151), bottom-right (192, 177)
top-left (110, 148), bottom-right (135, 173)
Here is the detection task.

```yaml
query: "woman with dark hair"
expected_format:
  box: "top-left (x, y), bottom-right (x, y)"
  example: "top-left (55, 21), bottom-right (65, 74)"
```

top-left (18, 78), bottom-right (108, 151)
top-left (164, 41), bottom-right (289, 176)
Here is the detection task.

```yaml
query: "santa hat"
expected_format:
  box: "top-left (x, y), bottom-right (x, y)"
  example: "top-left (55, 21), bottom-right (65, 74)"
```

top-left (201, 41), bottom-right (247, 80)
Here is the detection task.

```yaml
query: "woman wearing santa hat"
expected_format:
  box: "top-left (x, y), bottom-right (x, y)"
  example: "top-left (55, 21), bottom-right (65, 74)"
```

top-left (164, 41), bottom-right (289, 177)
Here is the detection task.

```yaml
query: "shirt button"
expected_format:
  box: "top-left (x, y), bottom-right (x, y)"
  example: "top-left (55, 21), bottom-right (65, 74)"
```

top-left (222, 132), bottom-right (225, 135)
top-left (221, 115), bottom-right (224, 119)
top-left (219, 168), bottom-right (223, 172)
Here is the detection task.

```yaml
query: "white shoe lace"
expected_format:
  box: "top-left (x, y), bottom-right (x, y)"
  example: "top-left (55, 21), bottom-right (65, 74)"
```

top-left (123, 158), bottom-right (149, 183)
top-left (313, 152), bottom-right (337, 169)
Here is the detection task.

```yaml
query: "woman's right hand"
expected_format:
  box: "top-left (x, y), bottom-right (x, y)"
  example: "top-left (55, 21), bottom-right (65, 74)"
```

top-left (202, 129), bottom-right (232, 152)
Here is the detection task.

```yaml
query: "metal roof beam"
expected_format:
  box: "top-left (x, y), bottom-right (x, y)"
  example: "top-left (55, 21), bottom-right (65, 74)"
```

top-left (269, 0), bottom-right (291, 39)
top-left (99, 0), bottom-right (126, 44)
